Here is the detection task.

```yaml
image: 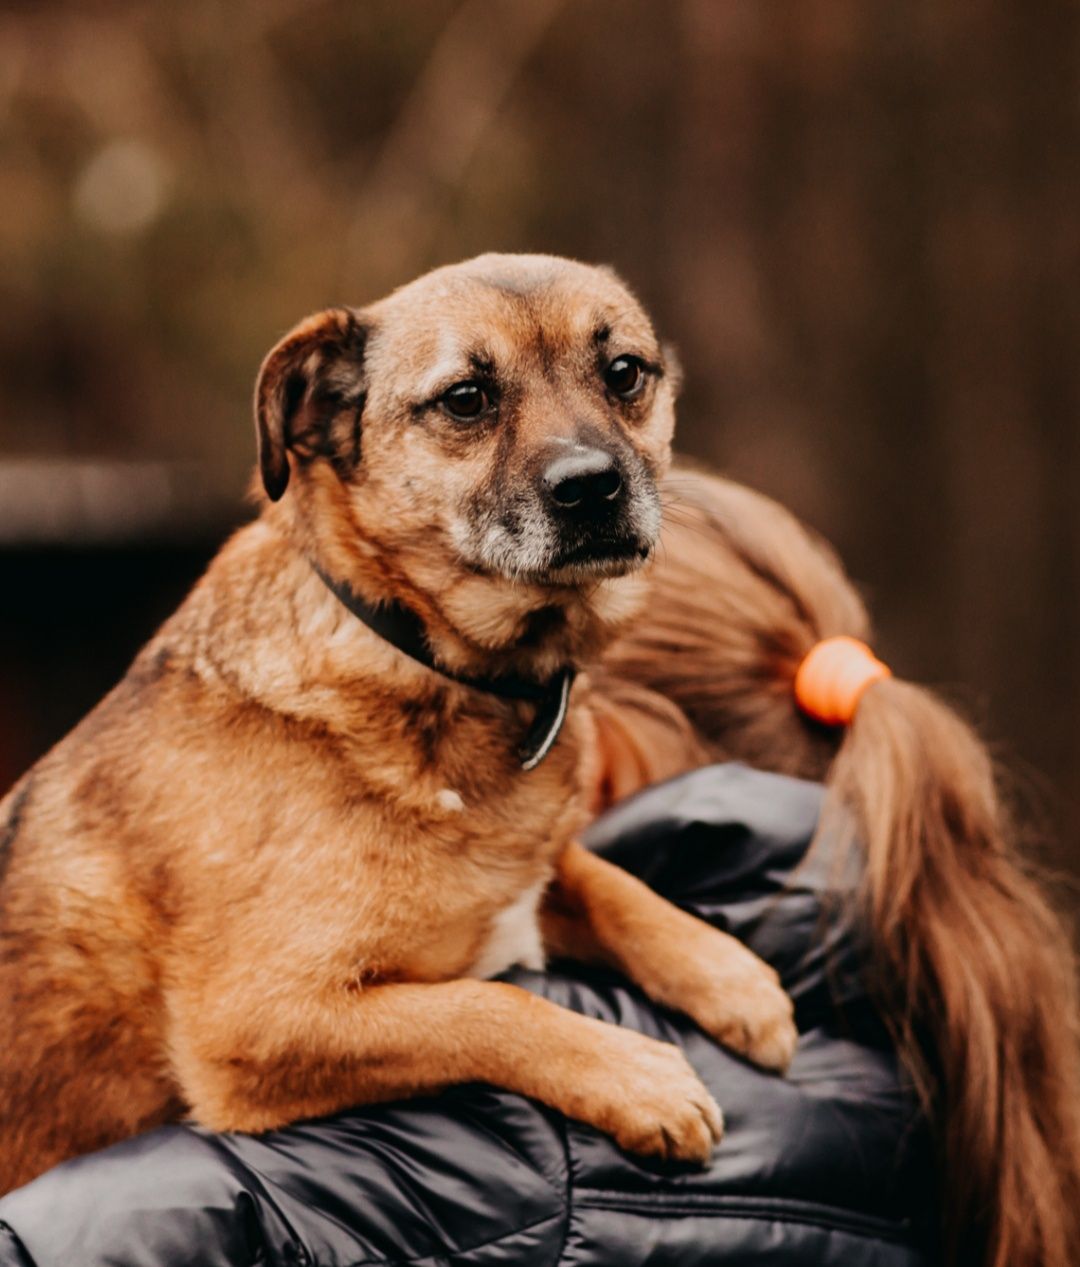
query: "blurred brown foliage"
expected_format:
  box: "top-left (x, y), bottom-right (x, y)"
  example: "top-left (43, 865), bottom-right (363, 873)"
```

top-left (1, 1), bottom-right (1078, 862)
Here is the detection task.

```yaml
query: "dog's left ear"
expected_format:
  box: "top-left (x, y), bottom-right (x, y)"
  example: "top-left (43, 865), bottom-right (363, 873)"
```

top-left (253, 307), bottom-right (369, 501)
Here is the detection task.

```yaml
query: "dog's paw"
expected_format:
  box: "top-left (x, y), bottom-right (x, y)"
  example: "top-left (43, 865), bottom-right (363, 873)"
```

top-left (566, 1026), bottom-right (723, 1163)
top-left (674, 933), bottom-right (798, 1073)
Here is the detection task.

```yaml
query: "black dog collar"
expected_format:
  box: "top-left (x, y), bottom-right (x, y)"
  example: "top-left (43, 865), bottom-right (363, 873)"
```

top-left (311, 564), bottom-right (575, 771)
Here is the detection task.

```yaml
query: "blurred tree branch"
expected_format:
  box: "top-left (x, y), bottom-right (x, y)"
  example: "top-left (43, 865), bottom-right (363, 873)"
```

top-left (339, 0), bottom-right (565, 295)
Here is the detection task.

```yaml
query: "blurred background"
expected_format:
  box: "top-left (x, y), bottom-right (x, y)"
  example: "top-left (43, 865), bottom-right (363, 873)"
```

top-left (1, 1), bottom-right (1078, 866)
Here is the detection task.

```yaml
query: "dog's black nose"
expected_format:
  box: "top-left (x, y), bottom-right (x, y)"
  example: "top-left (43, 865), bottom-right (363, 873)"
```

top-left (543, 448), bottom-right (622, 510)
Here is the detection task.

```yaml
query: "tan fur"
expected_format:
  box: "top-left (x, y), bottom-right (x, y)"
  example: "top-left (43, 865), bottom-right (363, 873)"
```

top-left (0, 255), bottom-right (793, 1193)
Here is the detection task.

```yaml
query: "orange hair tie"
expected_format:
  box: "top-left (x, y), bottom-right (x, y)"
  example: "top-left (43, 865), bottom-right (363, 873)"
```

top-left (794, 636), bottom-right (891, 726)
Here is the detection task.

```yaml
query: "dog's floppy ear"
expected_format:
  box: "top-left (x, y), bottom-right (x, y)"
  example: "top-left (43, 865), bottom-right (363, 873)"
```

top-left (253, 307), bottom-right (369, 501)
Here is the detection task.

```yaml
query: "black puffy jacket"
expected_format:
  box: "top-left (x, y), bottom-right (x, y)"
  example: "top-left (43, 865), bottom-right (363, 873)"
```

top-left (0, 764), bottom-right (937, 1266)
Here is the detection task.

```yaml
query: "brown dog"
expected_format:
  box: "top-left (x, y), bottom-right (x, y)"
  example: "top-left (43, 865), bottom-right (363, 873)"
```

top-left (0, 254), bottom-right (795, 1194)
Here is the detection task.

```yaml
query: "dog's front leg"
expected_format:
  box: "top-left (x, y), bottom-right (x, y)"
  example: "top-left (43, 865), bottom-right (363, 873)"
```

top-left (542, 842), bottom-right (798, 1072)
top-left (167, 975), bottom-right (722, 1161)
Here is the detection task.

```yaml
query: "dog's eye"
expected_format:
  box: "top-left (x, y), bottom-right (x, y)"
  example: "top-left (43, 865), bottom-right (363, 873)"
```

top-left (604, 355), bottom-right (646, 400)
top-left (441, 381), bottom-right (490, 421)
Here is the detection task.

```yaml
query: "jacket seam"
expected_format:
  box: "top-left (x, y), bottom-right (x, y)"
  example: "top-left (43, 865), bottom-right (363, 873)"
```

top-left (572, 1191), bottom-right (913, 1246)
top-left (550, 1115), bottom-right (574, 1267)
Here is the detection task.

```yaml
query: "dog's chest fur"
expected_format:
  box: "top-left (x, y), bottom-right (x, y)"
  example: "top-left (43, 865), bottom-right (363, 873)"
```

top-left (138, 577), bottom-right (590, 987)
top-left (350, 723), bottom-right (584, 983)
top-left (464, 879), bottom-right (547, 978)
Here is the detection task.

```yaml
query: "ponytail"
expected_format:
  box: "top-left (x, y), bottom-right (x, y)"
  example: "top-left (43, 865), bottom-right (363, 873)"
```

top-left (833, 681), bottom-right (1080, 1266)
top-left (598, 465), bottom-right (1080, 1266)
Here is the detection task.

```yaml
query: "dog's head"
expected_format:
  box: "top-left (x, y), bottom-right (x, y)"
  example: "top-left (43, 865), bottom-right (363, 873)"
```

top-left (254, 254), bottom-right (678, 666)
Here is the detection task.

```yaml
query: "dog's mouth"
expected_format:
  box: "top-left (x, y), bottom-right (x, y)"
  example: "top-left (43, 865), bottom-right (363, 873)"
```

top-left (540, 537), bottom-right (652, 582)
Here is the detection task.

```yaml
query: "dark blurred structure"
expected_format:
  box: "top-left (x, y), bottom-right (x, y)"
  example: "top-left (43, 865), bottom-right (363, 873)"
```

top-left (1, 2), bottom-right (1078, 865)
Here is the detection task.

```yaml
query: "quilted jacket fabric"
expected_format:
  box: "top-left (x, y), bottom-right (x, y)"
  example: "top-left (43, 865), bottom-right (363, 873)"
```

top-left (0, 764), bottom-right (937, 1266)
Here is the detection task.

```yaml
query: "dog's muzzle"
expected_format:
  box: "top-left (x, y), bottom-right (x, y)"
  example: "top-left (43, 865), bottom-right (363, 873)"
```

top-left (538, 444), bottom-right (655, 576)
top-left (458, 440), bottom-right (660, 583)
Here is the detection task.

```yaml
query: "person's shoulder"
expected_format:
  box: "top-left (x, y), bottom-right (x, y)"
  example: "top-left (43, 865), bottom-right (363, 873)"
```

top-left (550, 763), bottom-right (937, 1263)
top-left (518, 959), bottom-right (936, 1267)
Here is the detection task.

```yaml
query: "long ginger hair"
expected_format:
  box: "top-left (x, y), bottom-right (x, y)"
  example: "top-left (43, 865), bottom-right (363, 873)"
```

top-left (593, 465), bottom-right (1080, 1267)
